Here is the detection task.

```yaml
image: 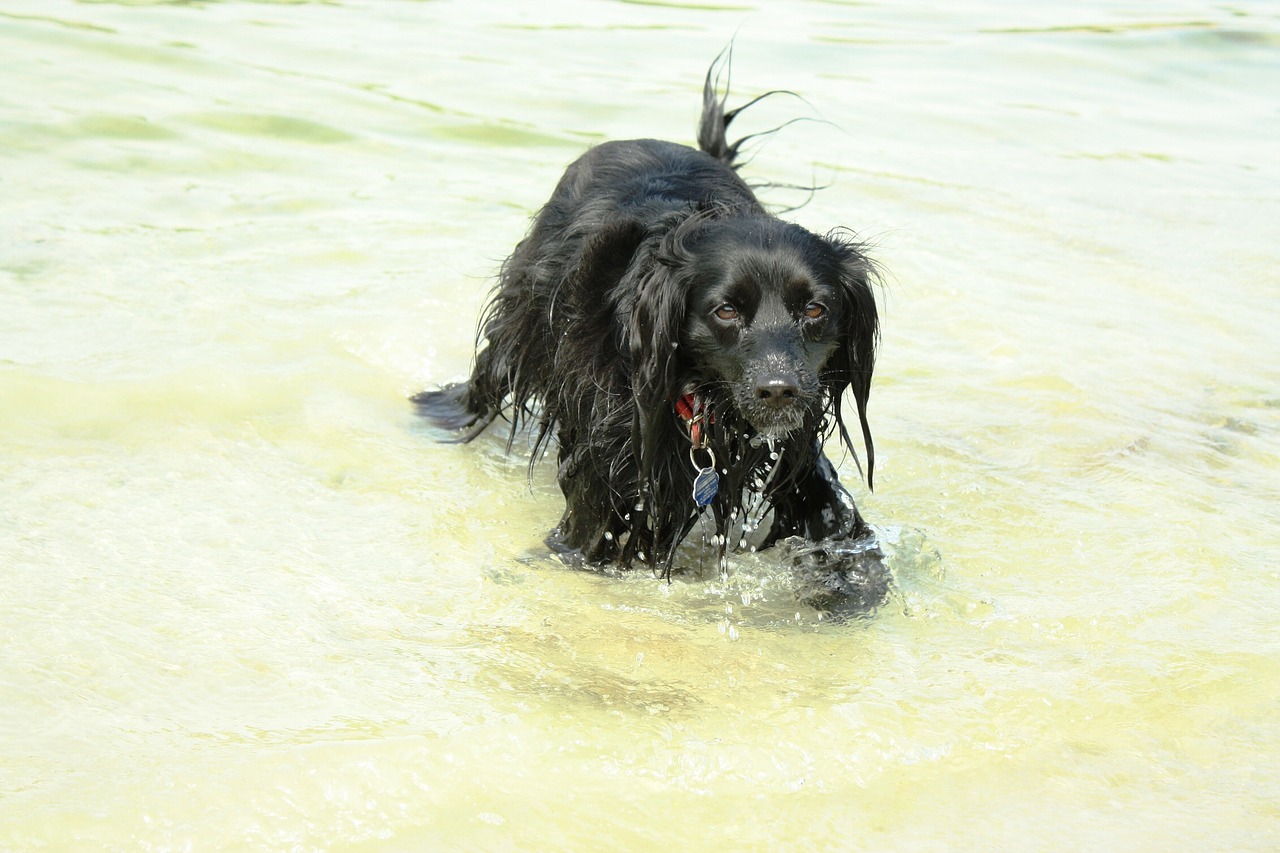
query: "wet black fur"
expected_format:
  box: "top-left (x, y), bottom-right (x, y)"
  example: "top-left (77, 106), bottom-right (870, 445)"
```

top-left (415, 57), bottom-right (883, 593)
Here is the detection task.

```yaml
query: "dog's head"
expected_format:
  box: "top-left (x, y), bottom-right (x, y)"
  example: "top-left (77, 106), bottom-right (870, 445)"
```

top-left (631, 214), bottom-right (880, 481)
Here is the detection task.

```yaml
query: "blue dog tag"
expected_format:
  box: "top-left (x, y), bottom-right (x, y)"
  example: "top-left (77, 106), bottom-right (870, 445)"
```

top-left (692, 467), bottom-right (719, 507)
top-left (689, 446), bottom-right (718, 507)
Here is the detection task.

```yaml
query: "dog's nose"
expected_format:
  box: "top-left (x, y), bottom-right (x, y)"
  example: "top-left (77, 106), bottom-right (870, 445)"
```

top-left (755, 374), bottom-right (799, 408)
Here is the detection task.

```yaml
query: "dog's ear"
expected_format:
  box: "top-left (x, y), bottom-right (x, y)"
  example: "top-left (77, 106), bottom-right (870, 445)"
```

top-left (824, 232), bottom-right (880, 489)
top-left (626, 213), bottom-right (702, 410)
top-left (622, 212), bottom-right (712, 567)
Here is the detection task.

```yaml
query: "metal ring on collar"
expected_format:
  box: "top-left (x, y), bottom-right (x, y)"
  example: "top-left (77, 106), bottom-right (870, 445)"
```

top-left (689, 445), bottom-right (716, 473)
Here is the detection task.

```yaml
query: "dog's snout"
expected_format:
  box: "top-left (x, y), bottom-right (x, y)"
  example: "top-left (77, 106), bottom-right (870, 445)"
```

top-left (755, 374), bottom-right (800, 408)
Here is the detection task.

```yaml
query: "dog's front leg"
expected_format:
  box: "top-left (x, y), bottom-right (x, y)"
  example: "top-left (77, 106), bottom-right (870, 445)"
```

top-left (772, 449), bottom-right (890, 616)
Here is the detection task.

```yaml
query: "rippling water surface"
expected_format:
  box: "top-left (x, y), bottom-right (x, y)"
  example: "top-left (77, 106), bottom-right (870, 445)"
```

top-left (3, 0), bottom-right (1277, 848)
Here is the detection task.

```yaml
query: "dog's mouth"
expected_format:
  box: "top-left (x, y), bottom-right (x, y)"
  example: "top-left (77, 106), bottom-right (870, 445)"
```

top-left (740, 402), bottom-right (808, 438)
top-left (733, 385), bottom-right (816, 439)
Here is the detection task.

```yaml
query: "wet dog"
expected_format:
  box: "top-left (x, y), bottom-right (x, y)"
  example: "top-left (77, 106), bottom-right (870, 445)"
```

top-left (415, 56), bottom-right (887, 613)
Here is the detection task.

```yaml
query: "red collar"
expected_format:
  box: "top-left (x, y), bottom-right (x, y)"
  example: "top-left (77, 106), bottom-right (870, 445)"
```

top-left (675, 393), bottom-right (712, 448)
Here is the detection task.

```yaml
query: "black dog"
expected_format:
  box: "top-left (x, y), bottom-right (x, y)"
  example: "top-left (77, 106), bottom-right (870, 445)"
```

top-left (415, 58), bottom-right (887, 611)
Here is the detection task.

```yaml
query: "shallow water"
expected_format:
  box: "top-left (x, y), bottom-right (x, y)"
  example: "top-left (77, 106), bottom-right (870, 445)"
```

top-left (2, 0), bottom-right (1278, 849)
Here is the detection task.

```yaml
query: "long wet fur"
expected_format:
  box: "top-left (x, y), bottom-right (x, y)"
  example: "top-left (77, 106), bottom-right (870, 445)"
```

top-left (414, 54), bottom-right (885, 604)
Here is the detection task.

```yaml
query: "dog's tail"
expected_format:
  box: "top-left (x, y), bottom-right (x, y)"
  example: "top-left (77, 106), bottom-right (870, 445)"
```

top-left (697, 47), bottom-right (800, 169)
top-left (697, 49), bottom-right (746, 166)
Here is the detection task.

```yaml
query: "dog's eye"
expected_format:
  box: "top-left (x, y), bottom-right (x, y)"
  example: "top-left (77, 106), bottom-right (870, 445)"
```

top-left (803, 302), bottom-right (827, 320)
top-left (714, 303), bottom-right (739, 321)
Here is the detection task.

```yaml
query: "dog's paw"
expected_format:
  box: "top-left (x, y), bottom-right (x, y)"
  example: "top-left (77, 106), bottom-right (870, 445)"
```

top-left (782, 533), bottom-right (891, 618)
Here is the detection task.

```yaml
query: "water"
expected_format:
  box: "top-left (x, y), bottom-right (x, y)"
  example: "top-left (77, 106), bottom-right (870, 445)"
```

top-left (2, 0), bottom-right (1277, 848)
